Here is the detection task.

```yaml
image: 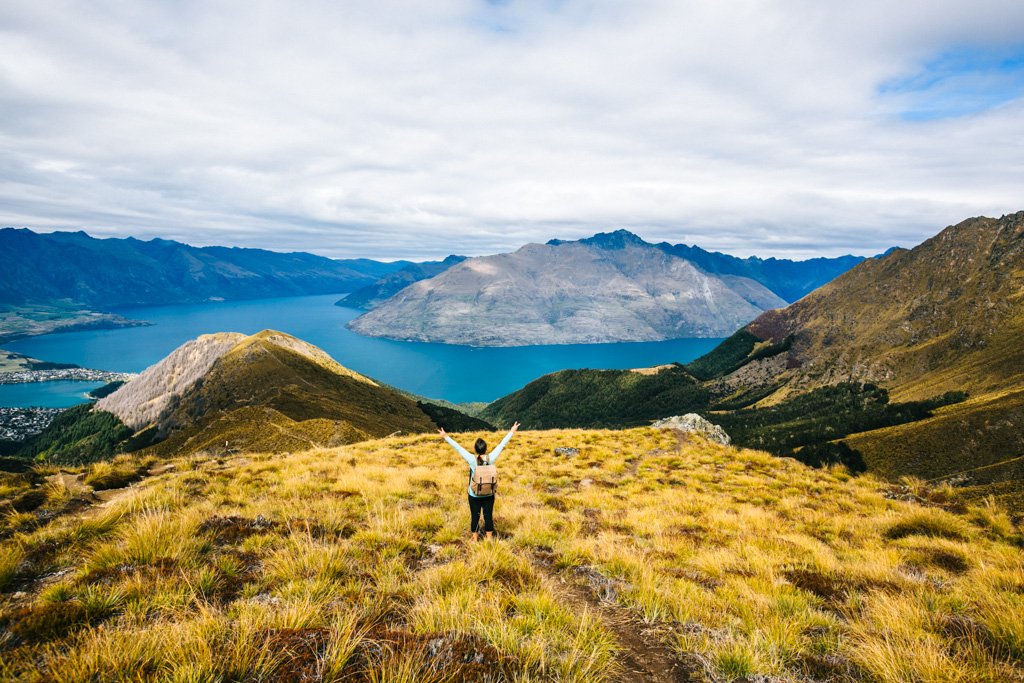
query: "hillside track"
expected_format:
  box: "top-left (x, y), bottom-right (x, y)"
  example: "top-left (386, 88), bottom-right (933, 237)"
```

top-left (529, 547), bottom-right (698, 683)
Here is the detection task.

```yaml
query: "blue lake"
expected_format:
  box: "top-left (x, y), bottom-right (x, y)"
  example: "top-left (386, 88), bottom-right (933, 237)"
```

top-left (0, 380), bottom-right (107, 408)
top-left (5, 294), bottom-right (722, 405)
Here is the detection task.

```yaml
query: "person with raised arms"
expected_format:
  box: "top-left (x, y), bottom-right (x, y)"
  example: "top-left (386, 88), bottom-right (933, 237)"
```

top-left (439, 422), bottom-right (520, 541)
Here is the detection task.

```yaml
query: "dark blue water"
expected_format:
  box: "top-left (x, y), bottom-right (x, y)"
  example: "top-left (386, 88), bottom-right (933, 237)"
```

top-left (5, 295), bottom-right (722, 404)
top-left (0, 380), bottom-right (107, 408)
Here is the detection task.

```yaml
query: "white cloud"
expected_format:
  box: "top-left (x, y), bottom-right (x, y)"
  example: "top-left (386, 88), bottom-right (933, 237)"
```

top-left (1, 0), bottom-right (1022, 260)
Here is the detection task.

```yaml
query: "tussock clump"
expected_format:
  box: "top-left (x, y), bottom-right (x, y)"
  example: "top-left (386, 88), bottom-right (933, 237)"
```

top-left (340, 627), bottom-right (514, 682)
top-left (7, 599), bottom-right (108, 643)
top-left (884, 509), bottom-right (971, 540)
top-left (0, 544), bottom-right (25, 591)
top-left (83, 460), bottom-right (145, 491)
top-left (899, 539), bottom-right (972, 574)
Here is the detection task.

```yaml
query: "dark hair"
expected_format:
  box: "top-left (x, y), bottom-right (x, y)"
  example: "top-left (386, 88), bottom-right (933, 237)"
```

top-left (474, 438), bottom-right (487, 455)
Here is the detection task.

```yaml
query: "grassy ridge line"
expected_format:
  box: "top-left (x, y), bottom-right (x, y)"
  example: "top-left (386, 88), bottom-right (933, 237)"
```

top-left (1, 429), bottom-right (1022, 682)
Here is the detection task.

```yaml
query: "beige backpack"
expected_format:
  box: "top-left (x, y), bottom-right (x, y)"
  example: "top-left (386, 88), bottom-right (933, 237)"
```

top-left (472, 464), bottom-right (498, 496)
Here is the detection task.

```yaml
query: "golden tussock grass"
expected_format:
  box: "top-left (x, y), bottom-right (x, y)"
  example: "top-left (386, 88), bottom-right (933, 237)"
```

top-left (0, 427), bottom-right (1022, 682)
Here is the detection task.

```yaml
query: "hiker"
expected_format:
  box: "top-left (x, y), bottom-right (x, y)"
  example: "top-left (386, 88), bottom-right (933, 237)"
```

top-left (439, 422), bottom-right (519, 541)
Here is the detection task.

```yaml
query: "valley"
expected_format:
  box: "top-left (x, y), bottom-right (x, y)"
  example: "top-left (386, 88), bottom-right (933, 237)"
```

top-left (1, 213), bottom-right (1022, 683)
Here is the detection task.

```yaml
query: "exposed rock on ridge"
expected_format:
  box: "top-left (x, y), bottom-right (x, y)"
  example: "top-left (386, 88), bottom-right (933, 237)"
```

top-left (98, 332), bottom-right (245, 430)
top-left (653, 413), bottom-right (731, 445)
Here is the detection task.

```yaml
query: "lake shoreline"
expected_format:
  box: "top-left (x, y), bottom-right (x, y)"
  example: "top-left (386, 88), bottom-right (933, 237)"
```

top-left (3, 295), bottom-right (724, 406)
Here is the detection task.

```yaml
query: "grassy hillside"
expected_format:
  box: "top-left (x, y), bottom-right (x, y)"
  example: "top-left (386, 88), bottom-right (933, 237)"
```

top-left (738, 213), bottom-right (1024, 400)
top-left (1, 429), bottom-right (1022, 682)
top-left (152, 331), bottom-right (437, 455)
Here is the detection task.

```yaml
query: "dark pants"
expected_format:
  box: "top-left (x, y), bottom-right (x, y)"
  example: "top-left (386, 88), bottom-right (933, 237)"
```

top-left (469, 494), bottom-right (495, 533)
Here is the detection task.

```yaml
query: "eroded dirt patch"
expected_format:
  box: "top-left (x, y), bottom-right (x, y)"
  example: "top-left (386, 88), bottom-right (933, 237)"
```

top-left (531, 548), bottom-right (697, 683)
top-left (264, 626), bottom-right (514, 683)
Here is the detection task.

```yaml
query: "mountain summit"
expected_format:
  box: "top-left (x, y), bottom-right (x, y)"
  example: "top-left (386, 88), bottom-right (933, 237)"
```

top-left (547, 229), bottom-right (649, 250)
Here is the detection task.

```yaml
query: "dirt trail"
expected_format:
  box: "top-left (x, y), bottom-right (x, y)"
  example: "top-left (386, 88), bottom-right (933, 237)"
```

top-left (530, 550), bottom-right (696, 683)
top-left (81, 462), bottom-right (177, 516)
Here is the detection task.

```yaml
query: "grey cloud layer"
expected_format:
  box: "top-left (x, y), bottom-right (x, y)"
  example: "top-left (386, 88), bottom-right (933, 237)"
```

top-left (1, 0), bottom-right (1022, 259)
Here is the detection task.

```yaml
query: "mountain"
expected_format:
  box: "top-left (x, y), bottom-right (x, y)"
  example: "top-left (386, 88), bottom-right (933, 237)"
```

top-left (730, 213), bottom-right (1024, 400)
top-left (0, 228), bottom-right (407, 308)
top-left (483, 213), bottom-right (1024, 509)
top-left (337, 254), bottom-right (467, 309)
top-left (348, 230), bottom-right (789, 346)
top-left (547, 231), bottom-right (867, 303)
top-left (19, 330), bottom-right (480, 462)
top-left (654, 243), bottom-right (866, 303)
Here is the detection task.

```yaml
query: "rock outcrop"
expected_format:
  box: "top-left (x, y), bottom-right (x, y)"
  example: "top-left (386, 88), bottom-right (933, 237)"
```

top-left (653, 414), bottom-right (731, 445)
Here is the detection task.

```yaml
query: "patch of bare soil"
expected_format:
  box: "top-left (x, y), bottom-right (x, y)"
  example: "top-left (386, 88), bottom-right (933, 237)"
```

top-left (264, 626), bottom-right (514, 683)
top-left (531, 548), bottom-right (698, 683)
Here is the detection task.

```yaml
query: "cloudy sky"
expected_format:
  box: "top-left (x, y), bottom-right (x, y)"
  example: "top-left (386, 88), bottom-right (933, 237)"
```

top-left (1, 1), bottom-right (1023, 260)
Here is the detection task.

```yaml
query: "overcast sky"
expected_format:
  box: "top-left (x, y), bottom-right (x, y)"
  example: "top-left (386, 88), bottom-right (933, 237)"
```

top-left (2, 1), bottom-right (1023, 261)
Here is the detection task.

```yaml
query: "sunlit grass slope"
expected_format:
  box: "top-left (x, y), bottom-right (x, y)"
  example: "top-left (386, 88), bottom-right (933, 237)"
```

top-left (1, 429), bottom-right (1022, 682)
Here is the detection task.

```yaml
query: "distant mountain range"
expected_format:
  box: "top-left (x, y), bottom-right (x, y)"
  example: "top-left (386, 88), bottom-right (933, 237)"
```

top-left (483, 212), bottom-right (1024, 509)
top-left (0, 228), bottom-right (406, 309)
top-left (549, 231), bottom-right (869, 303)
top-left (2, 226), bottom-right (867, 348)
top-left (338, 254), bottom-right (467, 310)
top-left (348, 229), bottom-right (865, 346)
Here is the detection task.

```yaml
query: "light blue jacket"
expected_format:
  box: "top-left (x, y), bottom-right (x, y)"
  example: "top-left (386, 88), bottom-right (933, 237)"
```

top-left (445, 429), bottom-right (515, 498)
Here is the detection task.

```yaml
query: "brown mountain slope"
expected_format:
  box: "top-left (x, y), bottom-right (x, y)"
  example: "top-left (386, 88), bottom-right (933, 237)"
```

top-left (89, 330), bottom-right (439, 457)
top-left (147, 330), bottom-right (438, 455)
top-left (695, 212), bottom-right (1024, 505)
top-left (97, 332), bottom-right (246, 430)
top-left (737, 211), bottom-right (1024, 401)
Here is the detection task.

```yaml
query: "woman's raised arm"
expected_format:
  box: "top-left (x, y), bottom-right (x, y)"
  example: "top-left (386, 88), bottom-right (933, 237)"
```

top-left (439, 427), bottom-right (476, 467)
top-left (488, 421), bottom-right (520, 465)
